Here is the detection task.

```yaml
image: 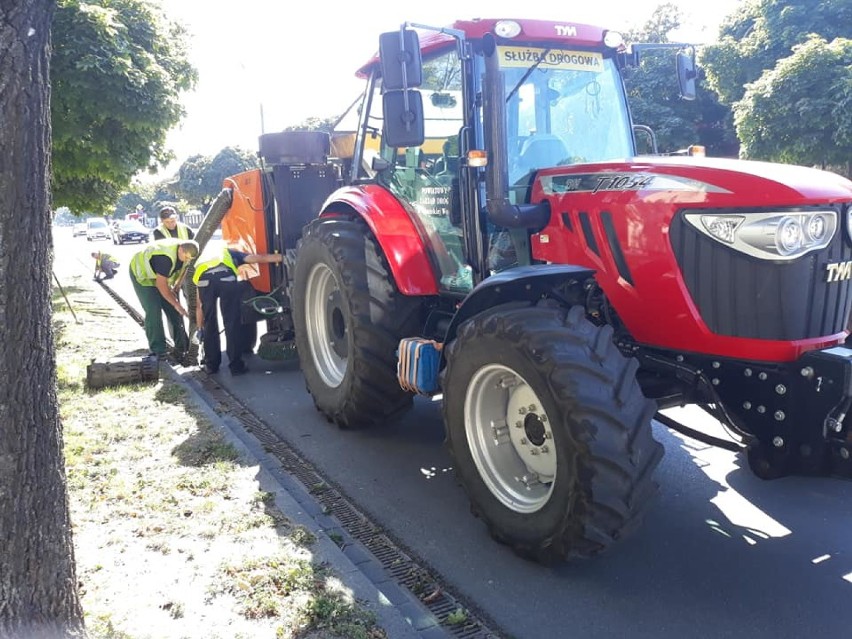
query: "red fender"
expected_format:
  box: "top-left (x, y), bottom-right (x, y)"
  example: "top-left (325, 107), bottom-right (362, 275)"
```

top-left (320, 184), bottom-right (440, 296)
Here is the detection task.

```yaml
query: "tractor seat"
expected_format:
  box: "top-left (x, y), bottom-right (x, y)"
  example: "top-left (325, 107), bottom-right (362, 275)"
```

top-left (518, 135), bottom-right (569, 173)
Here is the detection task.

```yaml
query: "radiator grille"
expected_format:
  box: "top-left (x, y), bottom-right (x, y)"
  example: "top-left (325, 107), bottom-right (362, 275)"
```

top-left (670, 205), bottom-right (852, 340)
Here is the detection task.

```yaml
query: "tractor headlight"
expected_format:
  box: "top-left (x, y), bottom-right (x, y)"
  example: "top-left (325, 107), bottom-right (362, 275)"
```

top-left (775, 216), bottom-right (804, 256)
top-left (684, 210), bottom-right (837, 260)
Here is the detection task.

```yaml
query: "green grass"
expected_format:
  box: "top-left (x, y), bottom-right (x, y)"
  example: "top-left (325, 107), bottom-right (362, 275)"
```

top-left (56, 271), bottom-right (385, 639)
top-left (216, 556), bottom-right (316, 619)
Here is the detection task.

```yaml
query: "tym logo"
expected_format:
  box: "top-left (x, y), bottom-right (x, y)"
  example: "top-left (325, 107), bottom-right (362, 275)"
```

top-left (826, 261), bottom-right (852, 283)
top-left (555, 25), bottom-right (578, 37)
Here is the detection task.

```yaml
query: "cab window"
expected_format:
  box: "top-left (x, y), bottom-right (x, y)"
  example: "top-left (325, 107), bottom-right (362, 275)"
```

top-left (379, 48), bottom-right (470, 293)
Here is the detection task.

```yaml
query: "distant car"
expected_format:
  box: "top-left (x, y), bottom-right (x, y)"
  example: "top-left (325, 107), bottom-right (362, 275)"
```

top-left (111, 220), bottom-right (150, 245)
top-left (72, 222), bottom-right (87, 237)
top-left (86, 218), bottom-right (110, 241)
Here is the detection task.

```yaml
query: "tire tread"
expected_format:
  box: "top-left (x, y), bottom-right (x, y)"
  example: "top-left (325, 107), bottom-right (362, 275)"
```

top-left (443, 301), bottom-right (663, 562)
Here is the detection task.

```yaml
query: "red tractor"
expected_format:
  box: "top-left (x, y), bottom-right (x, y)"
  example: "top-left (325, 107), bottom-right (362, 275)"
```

top-left (219, 18), bottom-right (852, 563)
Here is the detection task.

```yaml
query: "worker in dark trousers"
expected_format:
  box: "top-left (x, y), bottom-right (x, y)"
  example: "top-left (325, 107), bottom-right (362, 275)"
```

top-left (92, 250), bottom-right (120, 280)
top-left (193, 247), bottom-right (283, 375)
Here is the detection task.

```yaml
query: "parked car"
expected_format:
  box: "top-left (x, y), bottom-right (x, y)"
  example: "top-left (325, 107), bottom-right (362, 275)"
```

top-left (72, 222), bottom-right (87, 237)
top-left (111, 220), bottom-right (150, 245)
top-left (86, 218), bottom-right (110, 241)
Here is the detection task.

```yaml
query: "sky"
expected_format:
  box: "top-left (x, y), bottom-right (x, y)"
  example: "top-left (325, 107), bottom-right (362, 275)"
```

top-left (151, 0), bottom-right (743, 179)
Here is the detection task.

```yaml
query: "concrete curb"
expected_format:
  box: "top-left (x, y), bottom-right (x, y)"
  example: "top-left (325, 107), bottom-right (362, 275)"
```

top-left (166, 364), bottom-right (451, 639)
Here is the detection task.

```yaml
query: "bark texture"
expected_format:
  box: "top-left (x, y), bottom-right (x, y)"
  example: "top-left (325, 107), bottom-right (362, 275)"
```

top-left (0, 2), bottom-right (85, 637)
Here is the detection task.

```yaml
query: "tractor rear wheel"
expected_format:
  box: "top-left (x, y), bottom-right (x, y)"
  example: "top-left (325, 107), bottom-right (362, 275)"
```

top-left (443, 302), bottom-right (663, 562)
top-left (293, 218), bottom-right (420, 428)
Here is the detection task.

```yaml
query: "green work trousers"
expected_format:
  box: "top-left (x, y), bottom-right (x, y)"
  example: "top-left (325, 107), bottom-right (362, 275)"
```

top-left (131, 275), bottom-right (188, 356)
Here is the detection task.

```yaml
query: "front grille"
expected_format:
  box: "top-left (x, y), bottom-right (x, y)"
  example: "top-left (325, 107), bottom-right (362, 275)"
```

top-left (670, 205), bottom-right (852, 340)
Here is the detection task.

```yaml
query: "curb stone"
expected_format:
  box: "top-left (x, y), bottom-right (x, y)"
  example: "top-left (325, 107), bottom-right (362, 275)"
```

top-left (170, 364), bottom-right (450, 638)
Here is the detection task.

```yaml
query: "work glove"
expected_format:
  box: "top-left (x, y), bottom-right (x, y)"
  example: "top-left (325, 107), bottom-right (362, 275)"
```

top-left (192, 328), bottom-right (204, 345)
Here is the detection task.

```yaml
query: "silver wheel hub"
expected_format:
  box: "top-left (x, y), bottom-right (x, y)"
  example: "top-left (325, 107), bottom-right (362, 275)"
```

top-left (464, 364), bottom-right (556, 513)
top-left (305, 263), bottom-right (347, 388)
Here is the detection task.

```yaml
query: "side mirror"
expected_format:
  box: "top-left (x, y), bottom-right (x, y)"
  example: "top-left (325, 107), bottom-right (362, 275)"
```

top-left (382, 91), bottom-right (425, 148)
top-left (371, 156), bottom-right (390, 172)
top-left (676, 51), bottom-right (697, 101)
top-left (379, 29), bottom-right (422, 90)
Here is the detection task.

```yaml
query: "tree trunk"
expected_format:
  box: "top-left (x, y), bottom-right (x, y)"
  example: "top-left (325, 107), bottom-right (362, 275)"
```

top-left (0, 2), bottom-right (84, 637)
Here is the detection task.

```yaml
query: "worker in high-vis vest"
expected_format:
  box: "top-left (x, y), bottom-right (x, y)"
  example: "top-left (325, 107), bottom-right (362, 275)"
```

top-left (152, 206), bottom-right (195, 241)
top-left (91, 250), bottom-right (119, 281)
top-left (193, 246), bottom-right (283, 375)
top-left (129, 238), bottom-right (199, 357)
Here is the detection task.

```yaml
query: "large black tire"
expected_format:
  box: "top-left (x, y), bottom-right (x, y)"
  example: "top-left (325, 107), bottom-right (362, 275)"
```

top-left (443, 302), bottom-right (663, 562)
top-left (292, 218), bottom-right (421, 428)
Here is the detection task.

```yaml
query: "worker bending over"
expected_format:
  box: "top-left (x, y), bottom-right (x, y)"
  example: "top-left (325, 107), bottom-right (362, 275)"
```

top-left (92, 250), bottom-right (120, 281)
top-left (130, 238), bottom-right (199, 357)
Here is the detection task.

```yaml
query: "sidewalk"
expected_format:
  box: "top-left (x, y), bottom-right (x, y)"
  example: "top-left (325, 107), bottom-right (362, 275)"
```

top-left (53, 247), bottom-right (436, 638)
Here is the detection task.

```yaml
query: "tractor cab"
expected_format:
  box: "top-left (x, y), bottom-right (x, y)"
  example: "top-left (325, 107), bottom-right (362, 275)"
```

top-left (356, 20), bottom-right (638, 294)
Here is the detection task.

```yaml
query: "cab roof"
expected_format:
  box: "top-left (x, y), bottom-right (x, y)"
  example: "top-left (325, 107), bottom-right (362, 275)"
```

top-left (356, 18), bottom-right (609, 78)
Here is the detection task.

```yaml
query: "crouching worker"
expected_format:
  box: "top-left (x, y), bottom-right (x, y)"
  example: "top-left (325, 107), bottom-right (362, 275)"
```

top-left (193, 247), bottom-right (283, 375)
top-left (92, 250), bottom-right (120, 281)
top-left (129, 238), bottom-right (199, 358)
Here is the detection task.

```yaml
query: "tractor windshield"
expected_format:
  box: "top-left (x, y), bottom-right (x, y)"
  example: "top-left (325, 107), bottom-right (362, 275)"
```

top-left (499, 46), bottom-right (634, 187)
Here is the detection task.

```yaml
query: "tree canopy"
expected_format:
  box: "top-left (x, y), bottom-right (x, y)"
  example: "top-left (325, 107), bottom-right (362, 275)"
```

top-left (702, 0), bottom-right (851, 105)
top-left (169, 146), bottom-right (259, 211)
top-left (734, 36), bottom-right (852, 171)
top-left (284, 116), bottom-right (339, 133)
top-left (51, 0), bottom-right (197, 212)
top-left (702, 0), bottom-right (851, 172)
top-left (623, 3), bottom-right (737, 155)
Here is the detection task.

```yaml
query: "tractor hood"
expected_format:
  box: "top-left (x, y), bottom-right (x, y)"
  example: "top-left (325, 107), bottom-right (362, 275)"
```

top-left (531, 157), bottom-right (852, 208)
top-left (528, 157), bottom-right (852, 363)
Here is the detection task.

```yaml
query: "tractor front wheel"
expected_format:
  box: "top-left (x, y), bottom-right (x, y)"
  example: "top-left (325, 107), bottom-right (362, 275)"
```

top-left (443, 302), bottom-right (663, 562)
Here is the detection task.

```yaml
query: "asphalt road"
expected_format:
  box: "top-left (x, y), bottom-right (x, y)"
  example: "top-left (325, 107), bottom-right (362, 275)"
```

top-left (58, 227), bottom-right (852, 639)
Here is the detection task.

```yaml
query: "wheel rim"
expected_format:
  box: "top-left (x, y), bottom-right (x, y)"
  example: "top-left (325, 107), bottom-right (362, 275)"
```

top-left (305, 262), bottom-right (348, 387)
top-left (464, 364), bottom-right (556, 513)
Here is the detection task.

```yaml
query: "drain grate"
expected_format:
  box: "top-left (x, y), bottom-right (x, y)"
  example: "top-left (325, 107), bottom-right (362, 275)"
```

top-left (192, 371), bottom-right (503, 639)
top-left (100, 278), bottom-right (503, 638)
